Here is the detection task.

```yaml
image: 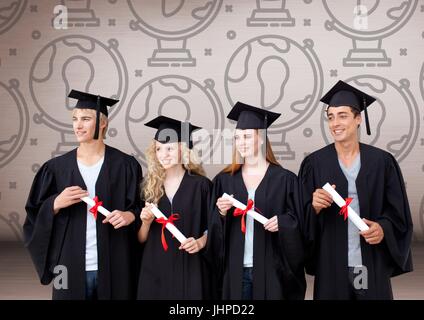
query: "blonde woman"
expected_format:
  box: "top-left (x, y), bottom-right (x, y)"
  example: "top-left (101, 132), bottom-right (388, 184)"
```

top-left (137, 116), bottom-right (212, 300)
top-left (24, 90), bottom-right (142, 299)
top-left (207, 102), bottom-right (306, 300)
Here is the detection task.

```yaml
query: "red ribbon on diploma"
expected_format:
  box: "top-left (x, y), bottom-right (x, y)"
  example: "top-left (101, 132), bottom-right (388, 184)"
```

top-left (89, 196), bottom-right (103, 219)
top-left (233, 199), bottom-right (254, 233)
top-left (339, 198), bottom-right (352, 221)
top-left (156, 214), bottom-right (180, 251)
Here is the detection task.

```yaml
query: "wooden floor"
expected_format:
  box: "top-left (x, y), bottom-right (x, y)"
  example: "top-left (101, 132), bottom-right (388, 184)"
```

top-left (1, 242), bottom-right (423, 300)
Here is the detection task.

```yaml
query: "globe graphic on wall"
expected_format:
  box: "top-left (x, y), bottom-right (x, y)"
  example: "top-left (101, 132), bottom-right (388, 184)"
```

top-left (0, 0), bottom-right (26, 35)
top-left (29, 35), bottom-right (127, 156)
top-left (323, 0), bottom-right (417, 66)
top-left (128, 0), bottom-right (222, 66)
top-left (0, 80), bottom-right (28, 168)
top-left (224, 35), bottom-right (322, 159)
top-left (126, 75), bottom-right (224, 166)
top-left (29, 36), bottom-right (126, 130)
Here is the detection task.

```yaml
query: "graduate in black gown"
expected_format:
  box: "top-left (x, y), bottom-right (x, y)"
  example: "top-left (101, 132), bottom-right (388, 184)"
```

top-left (207, 102), bottom-right (306, 300)
top-left (298, 81), bottom-right (413, 299)
top-left (24, 90), bottom-right (142, 300)
top-left (137, 116), bottom-right (213, 300)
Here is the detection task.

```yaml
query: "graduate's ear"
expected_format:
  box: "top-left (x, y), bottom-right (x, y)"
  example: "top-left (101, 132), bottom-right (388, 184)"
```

top-left (99, 114), bottom-right (108, 139)
top-left (354, 113), bottom-right (362, 129)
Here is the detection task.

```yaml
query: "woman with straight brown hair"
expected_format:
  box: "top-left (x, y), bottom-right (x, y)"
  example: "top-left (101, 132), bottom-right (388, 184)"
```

top-left (206, 102), bottom-right (306, 300)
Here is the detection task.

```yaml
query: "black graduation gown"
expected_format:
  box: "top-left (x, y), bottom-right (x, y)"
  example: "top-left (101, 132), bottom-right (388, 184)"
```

top-left (137, 171), bottom-right (213, 300)
top-left (206, 164), bottom-right (306, 300)
top-left (298, 143), bottom-right (413, 300)
top-left (24, 145), bottom-right (142, 300)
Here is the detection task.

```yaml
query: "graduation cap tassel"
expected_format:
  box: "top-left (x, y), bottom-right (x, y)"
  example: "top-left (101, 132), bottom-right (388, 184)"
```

top-left (363, 97), bottom-right (371, 136)
top-left (263, 113), bottom-right (268, 152)
top-left (94, 95), bottom-right (101, 140)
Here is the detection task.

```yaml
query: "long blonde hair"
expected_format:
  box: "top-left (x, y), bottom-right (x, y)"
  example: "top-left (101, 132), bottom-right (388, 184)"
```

top-left (223, 132), bottom-right (280, 175)
top-left (142, 140), bottom-right (206, 203)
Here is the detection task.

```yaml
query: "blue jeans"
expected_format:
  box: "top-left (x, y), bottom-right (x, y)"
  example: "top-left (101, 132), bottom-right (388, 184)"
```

top-left (242, 267), bottom-right (253, 300)
top-left (85, 270), bottom-right (98, 300)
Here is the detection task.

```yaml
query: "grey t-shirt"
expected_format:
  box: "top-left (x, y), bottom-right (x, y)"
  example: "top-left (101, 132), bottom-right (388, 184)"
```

top-left (338, 154), bottom-right (363, 267)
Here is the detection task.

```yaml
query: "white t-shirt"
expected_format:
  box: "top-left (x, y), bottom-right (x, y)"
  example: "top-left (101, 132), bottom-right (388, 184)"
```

top-left (77, 157), bottom-right (104, 271)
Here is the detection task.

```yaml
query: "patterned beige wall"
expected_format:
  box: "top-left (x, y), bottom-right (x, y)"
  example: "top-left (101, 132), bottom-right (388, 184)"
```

top-left (0, 0), bottom-right (423, 241)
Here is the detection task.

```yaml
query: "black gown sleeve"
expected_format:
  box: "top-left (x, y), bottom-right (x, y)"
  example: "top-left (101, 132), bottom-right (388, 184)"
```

top-left (204, 174), bottom-right (226, 297)
top-left (23, 162), bottom-right (61, 285)
top-left (377, 154), bottom-right (413, 275)
top-left (200, 178), bottom-right (212, 235)
top-left (298, 156), bottom-right (321, 275)
top-left (124, 157), bottom-right (143, 217)
top-left (276, 172), bottom-right (306, 299)
top-left (278, 174), bottom-right (304, 274)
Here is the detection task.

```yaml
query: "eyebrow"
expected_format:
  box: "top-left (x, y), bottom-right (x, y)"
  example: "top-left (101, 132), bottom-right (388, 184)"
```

top-left (72, 115), bottom-right (92, 119)
top-left (328, 111), bottom-right (348, 116)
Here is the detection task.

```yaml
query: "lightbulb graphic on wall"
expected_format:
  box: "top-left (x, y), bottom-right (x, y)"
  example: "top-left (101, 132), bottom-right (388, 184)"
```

top-left (258, 56), bottom-right (289, 109)
top-left (62, 57), bottom-right (95, 111)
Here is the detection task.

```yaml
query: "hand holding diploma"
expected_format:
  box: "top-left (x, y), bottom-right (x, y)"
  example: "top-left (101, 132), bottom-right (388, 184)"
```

top-left (359, 219), bottom-right (384, 244)
top-left (53, 186), bottom-right (89, 214)
top-left (143, 202), bottom-right (187, 251)
top-left (82, 196), bottom-right (135, 229)
top-left (81, 196), bottom-right (110, 218)
top-left (312, 185), bottom-right (335, 215)
top-left (322, 183), bottom-right (369, 232)
top-left (179, 235), bottom-right (207, 254)
top-left (221, 193), bottom-right (270, 233)
top-left (140, 203), bottom-right (156, 225)
top-left (216, 194), bottom-right (234, 216)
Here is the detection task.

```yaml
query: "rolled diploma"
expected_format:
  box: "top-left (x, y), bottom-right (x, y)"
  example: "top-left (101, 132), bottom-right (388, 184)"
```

top-left (150, 204), bottom-right (187, 244)
top-left (81, 197), bottom-right (110, 217)
top-left (322, 183), bottom-right (369, 231)
top-left (222, 193), bottom-right (269, 225)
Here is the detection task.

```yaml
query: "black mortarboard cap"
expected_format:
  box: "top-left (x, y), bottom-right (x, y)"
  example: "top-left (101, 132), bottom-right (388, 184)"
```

top-left (144, 116), bottom-right (201, 149)
top-left (227, 101), bottom-right (281, 130)
top-left (68, 89), bottom-right (119, 139)
top-left (320, 80), bottom-right (376, 135)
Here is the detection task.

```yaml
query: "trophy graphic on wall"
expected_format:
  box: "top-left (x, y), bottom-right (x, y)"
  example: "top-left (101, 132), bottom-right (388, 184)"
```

top-left (247, 0), bottom-right (295, 27)
top-left (55, 0), bottom-right (100, 27)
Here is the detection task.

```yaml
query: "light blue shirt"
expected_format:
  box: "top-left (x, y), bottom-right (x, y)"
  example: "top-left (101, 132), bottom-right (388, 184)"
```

top-left (338, 155), bottom-right (363, 267)
top-left (243, 189), bottom-right (255, 267)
